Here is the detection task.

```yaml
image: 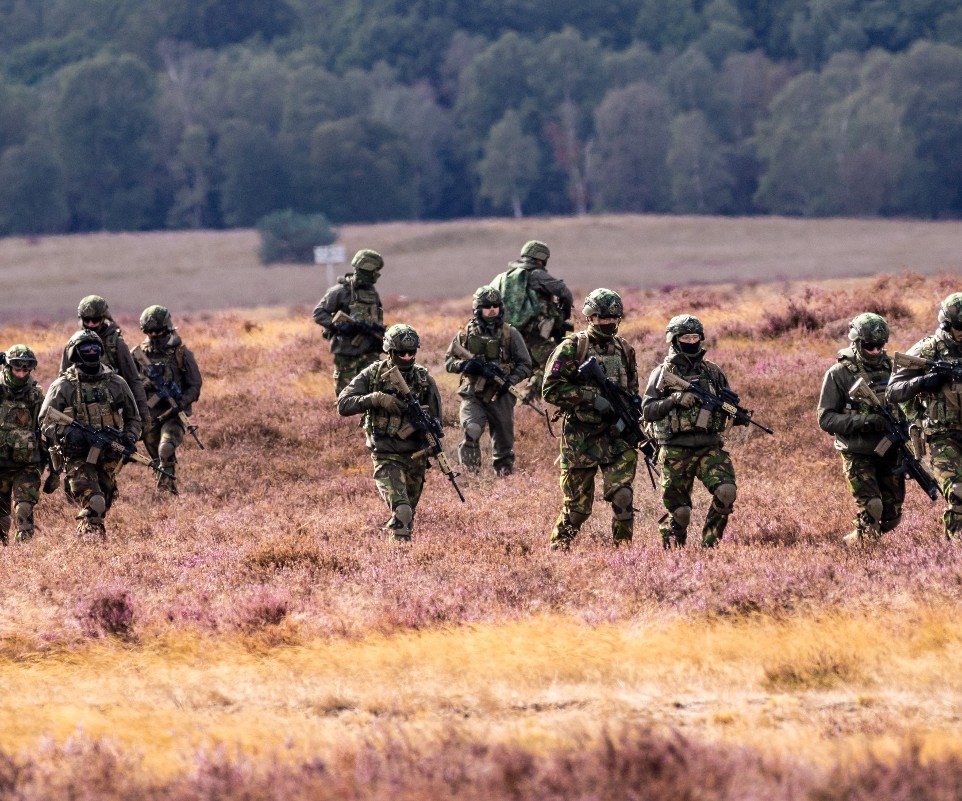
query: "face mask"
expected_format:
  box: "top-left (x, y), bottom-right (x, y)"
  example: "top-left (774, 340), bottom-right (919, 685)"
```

top-left (678, 341), bottom-right (701, 355)
top-left (355, 270), bottom-right (379, 286)
top-left (588, 322), bottom-right (618, 339)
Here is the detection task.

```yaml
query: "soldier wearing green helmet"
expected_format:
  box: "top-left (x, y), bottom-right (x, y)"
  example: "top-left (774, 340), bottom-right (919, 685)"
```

top-left (337, 323), bottom-right (442, 542)
top-left (59, 295), bottom-right (151, 427)
top-left (542, 288), bottom-right (638, 550)
top-left (888, 292), bottom-right (962, 540)
top-left (313, 249), bottom-right (386, 395)
top-left (0, 344), bottom-right (45, 544)
top-left (642, 314), bottom-right (742, 548)
top-left (818, 312), bottom-right (904, 544)
top-left (131, 305), bottom-right (203, 495)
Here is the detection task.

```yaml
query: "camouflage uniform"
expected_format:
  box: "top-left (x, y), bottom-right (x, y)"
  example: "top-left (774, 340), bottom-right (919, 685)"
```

top-left (642, 315), bottom-right (739, 548)
top-left (42, 331), bottom-right (142, 539)
top-left (60, 295), bottom-right (151, 426)
top-left (817, 314), bottom-right (904, 543)
top-left (337, 324), bottom-right (442, 542)
top-left (313, 249), bottom-right (385, 395)
top-left (131, 306), bottom-right (203, 495)
top-left (444, 287), bottom-right (532, 476)
top-left (0, 346), bottom-right (44, 544)
top-left (887, 293), bottom-right (962, 539)
top-left (543, 289), bottom-right (637, 548)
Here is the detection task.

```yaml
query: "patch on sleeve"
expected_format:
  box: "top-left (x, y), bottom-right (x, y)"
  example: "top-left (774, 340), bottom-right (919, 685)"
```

top-left (550, 359), bottom-right (563, 374)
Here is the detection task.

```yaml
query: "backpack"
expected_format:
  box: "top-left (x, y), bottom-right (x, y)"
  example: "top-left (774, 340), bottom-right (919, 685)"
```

top-left (492, 265), bottom-right (540, 330)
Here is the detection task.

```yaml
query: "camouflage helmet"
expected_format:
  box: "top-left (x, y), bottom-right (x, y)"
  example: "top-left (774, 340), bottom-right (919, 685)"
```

top-left (582, 288), bottom-right (624, 319)
top-left (472, 285), bottom-right (503, 309)
top-left (383, 323), bottom-right (420, 353)
top-left (4, 344), bottom-right (37, 369)
top-left (848, 312), bottom-right (889, 344)
top-left (77, 295), bottom-right (109, 319)
top-left (520, 240), bottom-right (550, 262)
top-left (64, 329), bottom-right (103, 364)
top-left (139, 304), bottom-right (173, 333)
top-left (938, 292), bottom-right (962, 330)
top-left (351, 249), bottom-right (384, 273)
top-left (665, 314), bottom-right (704, 343)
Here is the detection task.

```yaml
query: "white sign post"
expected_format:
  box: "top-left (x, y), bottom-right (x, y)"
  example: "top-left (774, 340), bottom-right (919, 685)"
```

top-left (314, 245), bottom-right (346, 286)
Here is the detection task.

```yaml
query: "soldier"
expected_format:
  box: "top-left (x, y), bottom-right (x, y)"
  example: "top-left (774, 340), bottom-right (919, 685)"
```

top-left (444, 286), bottom-right (532, 477)
top-left (542, 289), bottom-right (637, 550)
top-left (0, 346), bottom-right (45, 544)
top-left (131, 305), bottom-right (203, 495)
top-left (60, 295), bottom-right (151, 426)
top-left (818, 313), bottom-right (904, 544)
top-left (887, 292), bottom-right (962, 540)
top-left (41, 330), bottom-right (142, 539)
top-left (493, 240), bottom-right (573, 402)
top-left (641, 315), bottom-right (740, 548)
top-left (313, 249), bottom-right (386, 395)
top-left (337, 324), bottom-right (442, 542)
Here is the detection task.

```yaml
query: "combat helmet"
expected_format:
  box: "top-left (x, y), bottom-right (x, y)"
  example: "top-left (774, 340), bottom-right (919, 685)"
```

top-left (582, 288), bottom-right (624, 319)
top-left (938, 293), bottom-right (962, 330)
top-left (383, 323), bottom-right (420, 354)
top-left (140, 305), bottom-right (173, 333)
top-left (4, 344), bottom-right (37, 370)
top-left (472, 285), bottom-right (503, 309)
top-left (77, 295), bottom-right (109, 320)
top-left (351, 249), bottom-right (384, 274)
top-left (665, 314), bottom-right (704, 343)
top-left (520, 240), bottom-right (550, 263)
top-left (848, 313), bottom-right (889, 345)
top-left (64, 329), bottom-right (104, 364)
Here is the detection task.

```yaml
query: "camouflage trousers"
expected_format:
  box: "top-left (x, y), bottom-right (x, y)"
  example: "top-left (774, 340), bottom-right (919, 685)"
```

top-left (372, 451), bottom-right (427, 538)
top-left (334, 352), bottom-right (381, 396)
top-left (839, 451), bottom-right (905, 541)
top-left (926, 434), bottom-right (962, 539)
top-left (0, 465), bottom-right (41, 543)
top-left (522, 337), bottom-right (555, 402)
top-left (658, 445), bottom-right (736, 547)
top-left (143, 416), bottom-right (184, 491)
top-left (63, 457), bottom-right (122, 527)
top-left (550, 447), bottom-right (637, 547)
top-left (458, 394), bottom-right (515, 473)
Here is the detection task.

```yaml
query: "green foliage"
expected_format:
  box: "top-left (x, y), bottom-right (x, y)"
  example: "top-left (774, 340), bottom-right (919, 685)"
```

top-left (256, 209), bottom-right (336, 265)
top-left (0, 138), bottom-right (69, 234)
top-left (477, 110), bottom-right (540, 217)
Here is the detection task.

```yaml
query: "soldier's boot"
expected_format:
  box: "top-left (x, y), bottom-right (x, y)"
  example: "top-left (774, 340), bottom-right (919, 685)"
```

top-left (14, 501), bottom-right (34, 544)
top-left (493, 459), bottom-right (513, 478)
top-left (76, 495), bottom-right (107, 540)
top-left (944, 484), bottom-right (962, 541)
top-left (846, 497), bottom-right (883, 545)
top-left (659, 506), bottom-right (691, 549)
top-left (610, 486), bottom-right (634, 546)
top-left (702, 484), bottom-right (736, 547)
top-left (157, 443), bottom-right (178, 495)
top-left (458, 423), bottom-right (483, 473)
top-left (386, 503), bottom-right (414, 543)
top-left (549, 511), bottom-right (588, 551)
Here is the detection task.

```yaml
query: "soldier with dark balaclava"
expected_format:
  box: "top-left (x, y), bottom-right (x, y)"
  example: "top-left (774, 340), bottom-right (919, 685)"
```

top-left (337, 324), bottom-right (442, 542)
top-left (642, 315), bottom-right (741, 548)
top-left (131, 305), bottom-right (203, 496)
top-left (542, 289), bottom-right (638, 550)
top-left (888, 292), bottom-right (962, 540)
top-left (0, 345), bottom-right (45, 544)
top-left (60, 295), bottom-right (151, 426)
top-left (41, 330), bottom-right (141, 540)
top-left (444, 286), bottom-right (531, 477)
top-left (313, 249), bottom-right (386, 395)
top-left (818, 313), bottom-right (904, 544)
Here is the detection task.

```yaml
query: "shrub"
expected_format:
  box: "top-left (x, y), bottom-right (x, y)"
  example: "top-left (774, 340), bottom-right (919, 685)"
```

top-left (257, 209), bottom-right (336, 265)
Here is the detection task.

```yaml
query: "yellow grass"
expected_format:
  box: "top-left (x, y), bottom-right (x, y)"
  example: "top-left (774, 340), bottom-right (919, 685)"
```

top-left (4, 606), bottom-right (962, 776)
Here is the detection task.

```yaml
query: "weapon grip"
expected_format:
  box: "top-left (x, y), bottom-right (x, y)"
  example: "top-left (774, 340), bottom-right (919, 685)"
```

top-left (893, 351), bottom-right (930, 370)
top-left (44, 407), bottom-right (74, 426)
top-left (848, 377), bottom-right (882, 407)
top-left (658, 371), bottom-right (688, 393)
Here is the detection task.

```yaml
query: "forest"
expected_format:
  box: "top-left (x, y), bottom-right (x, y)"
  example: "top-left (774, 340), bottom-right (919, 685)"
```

top-left (1, 0), bottom-right (962, 234)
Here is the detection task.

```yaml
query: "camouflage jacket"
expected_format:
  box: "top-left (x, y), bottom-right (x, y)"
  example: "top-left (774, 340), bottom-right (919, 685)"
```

top-left (888, 329), bottom-right (962, 435)
top-left (513, 259), bottom-right (573, 341)
top-left (312, 275), bottom-right (383, 357)
top-left (444, 319), bottom-right (532, 401)
top-left (543, 330), bottom-right (637, 467)
top-left (0, 369), bottom-right (44, 468)
top-left (131, 332), bottom-right (203, 421)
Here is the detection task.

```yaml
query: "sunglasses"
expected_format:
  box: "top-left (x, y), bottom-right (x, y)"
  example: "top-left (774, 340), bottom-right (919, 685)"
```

top-left (478, 304), bottom-right (501, 310)
top-left (394, 349), bottom-right (417, 358)
top-left (7, 360), bottom-right (32, 370)
top-left (81, 316), bottom-right (104, 325)
top-left (861, 342), bottom-right (885, 351)
top-left (146, 329), bottom-right (169, 337)
top-left (951, 322), bottom-right (962, 332)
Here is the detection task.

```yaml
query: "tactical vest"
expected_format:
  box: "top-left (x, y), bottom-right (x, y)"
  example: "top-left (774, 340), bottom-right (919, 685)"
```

top-left (65, 367), bottom-right (124, 430)
top-left (0, 378), bottom-right (41, 463)
top-left (916, 335), bottom-right (962, 433)
top-left (839, 351), bottom-right (896, 415)
top-left (345, 276), bottom-right (382, 325)
top-left (362, 361), bottom-right (430, 438)
top-left (141, 344), bottom-right (185, 389)
top-left (651, 357), bottom-right (728, 439)
top-left (565, 332), bottom-right (634, 428)
top-left (461, 320), bottom-right (514, 399)
top-left (98, 327), bottom-right (122, 371)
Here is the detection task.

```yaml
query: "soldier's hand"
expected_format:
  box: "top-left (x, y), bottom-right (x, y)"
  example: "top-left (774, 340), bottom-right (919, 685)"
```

top-left (592, 395), bottom-right (614, 416)
top-left (859, 413), bottom-right (887, 432)
top-left (920, 370), bottom-right (948, 391)
top-left (367, 391), bottom-right (405, 414)
top-left (121, 431), bottom-right (138, 449)
top-left (461, 358), bottom-right (485, 376)
top-left (63, 427), bottom-right (86, 451)
top-left (671, 391), bottom-right (698, 409)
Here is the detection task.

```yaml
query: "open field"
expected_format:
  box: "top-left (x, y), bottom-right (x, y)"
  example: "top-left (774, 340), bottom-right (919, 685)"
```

top-left (0, 220), bottom-right (961, 796)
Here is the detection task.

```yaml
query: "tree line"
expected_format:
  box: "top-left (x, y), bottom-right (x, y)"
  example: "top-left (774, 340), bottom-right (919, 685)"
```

top-left (1, 0), bottom-right (961, 235)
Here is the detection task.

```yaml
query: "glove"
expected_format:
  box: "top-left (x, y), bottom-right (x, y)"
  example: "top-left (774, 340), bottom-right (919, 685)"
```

top-left (333, 323), bottom-right (358, 336)
top-left (858, 413), bottom-right (887, 432)
top-left (121, 431), bottom-right (138, 449)
top-left (63, 427), bottom-right (87, 451)
top-left (367, 391), bottom-right (405, 414)
top-left (671, 391), bottom-right (699, 409)
top-left (461, 358), bottom-right (485, 377)
top-left (920, 371), bottom-right (948, 392)
top-left (592, 395), bottom-right (613, 416)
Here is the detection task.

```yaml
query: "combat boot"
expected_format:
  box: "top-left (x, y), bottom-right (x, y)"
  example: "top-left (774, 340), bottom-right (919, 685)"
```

top-left (14, 530), bottom-right (33, 544)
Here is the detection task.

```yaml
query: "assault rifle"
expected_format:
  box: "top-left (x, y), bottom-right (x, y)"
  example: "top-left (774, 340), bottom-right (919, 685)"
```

top-left (332, 310), bottom-right (386, 347)
top-left (848, 377), bottom-right (940, 501)
top-left (576, 356), bottom-right (660, 487)
top-left (450, 340), bottom-right (555, 436)
top-left (143, 363), bottom-right (204, 449)
top-left (893, 352), bottom-right (962, 386)
top-left (44, 407), bottom-right (174, 480)
top-left (383, 365), bottom-right (465, 503)
top-left (658, 371), bottom-right (775, 435)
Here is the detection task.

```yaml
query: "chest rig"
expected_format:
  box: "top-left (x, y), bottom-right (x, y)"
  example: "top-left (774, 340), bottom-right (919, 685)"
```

top-left (345, 276), bottom-right (383, 325)
top-left (0, 378), bottom-right (42, 463)
top-left (840, 352), bottom-right (895, 415)
top-left (65, 367), bottom-right (123, 430)
top-left (363, 361), bottom-right (430, 438)
top-left (653, 357), bottom-right (728, 439)
top-left (461, 320), bottom-right (514, 400)
top-left (917, 334), bottom-right (962, 433)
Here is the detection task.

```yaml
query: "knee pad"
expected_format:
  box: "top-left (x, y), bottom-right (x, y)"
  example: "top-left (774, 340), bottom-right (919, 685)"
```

top-left (950, 484), bottom-right (962, 514)
top-left (159, 440), bottom-right (176, 461)
top-left (611, 486), bottom-right (633, 521)
top-left (88, 494), bottom-right (107, 516)
top-left (865, 497), bottom-right (883, 523)
top-left (712, 483), bottom-right (737, 513)
top-left (566, 510), bottom-right (589, 529)
top-left (15, 501), bottom-right (32, 520)
top-left (671, 505), bottom-right (692, 529)
top-left (880, 514), bottom-right (901, 533)
top-left (393, 503), bottom-right (414, 526)
top-left (463, 422), bottom-right (483, 444)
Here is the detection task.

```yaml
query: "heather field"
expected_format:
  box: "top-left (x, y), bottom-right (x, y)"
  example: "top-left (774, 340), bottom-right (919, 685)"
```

top-left (3, 270), bottom-right (962, 798)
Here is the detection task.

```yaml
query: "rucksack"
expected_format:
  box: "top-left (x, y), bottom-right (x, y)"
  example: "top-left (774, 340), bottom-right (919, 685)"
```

top-left (492, 265), bottom-right (540, 330)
